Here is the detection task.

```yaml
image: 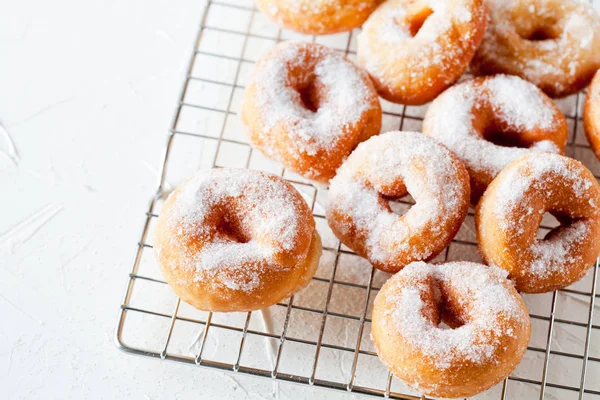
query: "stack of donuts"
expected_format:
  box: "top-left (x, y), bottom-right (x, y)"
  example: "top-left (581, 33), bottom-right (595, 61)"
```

top-left (154, 0), bottom-right (600, 397)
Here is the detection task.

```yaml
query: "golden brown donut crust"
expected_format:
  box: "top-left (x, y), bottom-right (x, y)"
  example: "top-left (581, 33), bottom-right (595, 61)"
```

top-left (357, 0), bottom-right (488, 105)
top-left (423, 74), bottom-right (568, 203)
top-left (584, 70), bottom-right (600, 160)
top-left (372, 261), bottom-right (531, 398)
top-left (471, 0), bottom-right (600, 98)
top-left (242, 41), bottom-right (381, 183)
top-left (154, 168), bottom-right (322, 312)
top-left (255, 0), bottom-right (381, 35)
top-left (326, 131), bottom-right (470, 273)
top-left (476, 153), bottom-right (600, 293)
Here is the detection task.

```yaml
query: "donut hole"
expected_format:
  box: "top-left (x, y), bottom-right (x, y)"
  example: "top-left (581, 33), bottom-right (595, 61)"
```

top-left (536, 212), bottom-right (562, 239)
top-left (527, 29), bottom-right (556, 41)
top-left (438, 321), bottom-right (457, 330)
top-left (483, 128), bottom-right (530, 148)
top-left (218, 218), bottom-right (252, 244)
top-left (401, 2), bottom-right (434, 37)
top-left (380, 184), bottom-right (411, 217)
top-left (297, 79), bottom-right (323, 113)
top-left (386, 198), bottom-right (411, 217)
top-left (480, 120), bottom-right (537, 149)
top-left (409, 7), bottom-right (434, 37)
top-left (438, 302), bottom-right (468, 330)
top-left (535, 211), bottom-right (581, 242)
top-left (518, 23), bottom-right (561, 42)
top-left (429, 282), bottom-right (469, 330)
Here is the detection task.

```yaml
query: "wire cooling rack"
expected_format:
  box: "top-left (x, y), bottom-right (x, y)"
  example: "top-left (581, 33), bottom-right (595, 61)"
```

top-left (115, 1), bottom-right (600, 398)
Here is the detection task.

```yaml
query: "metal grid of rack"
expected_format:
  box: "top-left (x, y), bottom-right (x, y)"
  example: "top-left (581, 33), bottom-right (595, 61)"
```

top-left (115, 1), bottom-right (600, 398)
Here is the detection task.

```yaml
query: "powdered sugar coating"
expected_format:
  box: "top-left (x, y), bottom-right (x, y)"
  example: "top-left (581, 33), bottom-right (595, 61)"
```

top-left (357, 0), bottom-right (488, 104)
top-left (371, 261), bottom-right (530, 397)
top-left (378, 262), bottom-right (528, 370)
top-left (485, 75), bottom-right (556, 131)
top-left (472, 0), bottom-right (600, 97)
top-left (485, 153), bottom-right (598, 279)
top-left (255, 0), bottom-right (378, 35)
top-left (326, 131), bottom-right (469, 271)
top-left (359, 0), bottom-right (471, 69)
top-left (242, 41), bottom-right (381, 182)
top-left (477, 153), bottom-right (600, 292)
top-left (253, 44), bottom-right (371, 156)
top-left (493, 153), bottom-right (593, 224)
top-left (155, 168), bottom-right (315, 293)
top-left (423, 75), bottom-right (567, 200)
top-left (529, 220), bottom-right (588, 277)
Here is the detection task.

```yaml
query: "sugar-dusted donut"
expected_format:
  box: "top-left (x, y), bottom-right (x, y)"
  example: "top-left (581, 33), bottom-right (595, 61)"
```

top-left (255, 0), bottom-right (380, 35)
top-left (476, 153), bottom-right (600, 293)
top-left (326, 131), bottom-right (470, 273)
top-left (154, 168), bottom-right (322, 312)
top-left (372, 261), bottom-right (531, 398)
top-left (471, 0), bottom-right (600, 98)
top-left (584, 70), bottom-right (600, 160)
top-left (242, 41), bottom-right (382, 183)
top-left (423, 74), bottom-right (568, 203)
top-left (357, 0), bottom-right (488, 105)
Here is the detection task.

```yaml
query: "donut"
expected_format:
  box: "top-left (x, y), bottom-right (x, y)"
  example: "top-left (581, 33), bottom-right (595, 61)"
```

top-left (356, 0), bottom-right (488, 105)
top-left (153, 168), bottom-right (322, 312)
top-left (255, 0), bottom-right (380, 35)
top-left (372, 261), bottom-right (531, 399)
top-left (476, 153), bottom-right (600, 293)
top-left (242, 41), bottom-right (382, 183)
top-left (471, 0), bottom-right (600, 98)
top-left (584, 70), bottom-right (600, 160)
top-left (423, 74), bottom-right (568, 203)
top-left (326, 131), bottom-right (470, 273)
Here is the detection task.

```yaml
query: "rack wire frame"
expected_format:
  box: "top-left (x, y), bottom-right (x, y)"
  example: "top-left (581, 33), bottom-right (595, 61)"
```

top-left (115, 1), bottom-right (600, 398)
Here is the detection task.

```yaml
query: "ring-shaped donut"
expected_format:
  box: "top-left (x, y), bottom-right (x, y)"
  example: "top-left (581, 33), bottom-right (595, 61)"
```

top-left (357, 0), bottom-right (488, 105)
top-left (423, 74), bottom-right (568, 203)
top-left (326, 131), bottom-right (470, 273)
top-left (255, 0), bottom-right (381, 35)
top-left (242, 41), bottom-right (382, 183)
top-left (584, 70), bottom-right (600, 160)
top-left (471, 0), bottom-right (600, 98)
top-left (372, 261), bottom-right (531, 398)
top-left (476, 153), bottom-right (600, 293)
top-left (154, 168), bottom-right (322, 312)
